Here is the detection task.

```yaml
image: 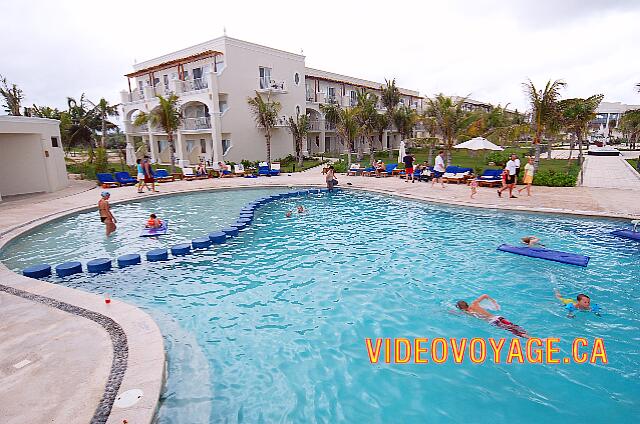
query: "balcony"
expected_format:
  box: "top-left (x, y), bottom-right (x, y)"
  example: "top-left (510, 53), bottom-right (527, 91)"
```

top-left (124, 121), bottom-right (148, 134)
top-left (257, 77), bottom-right (287, 94)
top-left (121, 90), bottom-right (145, 104)
top-left (308, 120), bottom-right (336, 132)
top-left (182, 116), bottom-right (212, 131)
top-left (181, 78), bottom-right (209, 93)
top-left (257, 116), bottom-right (288, 128)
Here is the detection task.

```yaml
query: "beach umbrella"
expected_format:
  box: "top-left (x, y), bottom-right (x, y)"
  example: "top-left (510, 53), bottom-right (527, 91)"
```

top-left (397, 140), bottom-right (406, 164)
top-left (453, 137), bottom-right (503, 151)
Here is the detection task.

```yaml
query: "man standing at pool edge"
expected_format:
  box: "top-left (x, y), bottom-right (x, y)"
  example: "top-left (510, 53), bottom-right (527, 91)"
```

top-left (98, 191), bottom-right (117, 236)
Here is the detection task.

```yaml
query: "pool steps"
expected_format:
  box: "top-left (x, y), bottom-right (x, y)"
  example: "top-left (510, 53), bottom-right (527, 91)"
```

top-left (22, 188), bottom-right (335, 279)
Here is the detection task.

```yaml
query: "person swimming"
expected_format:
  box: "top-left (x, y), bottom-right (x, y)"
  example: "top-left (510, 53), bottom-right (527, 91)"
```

top-left (456, 294), bottom-right (530, 338)
top-left (297, 205), bottom-right (305, 214)
top-left (145, 213), bottom-right (163, 228)
top-left (285, 210), bottom-right (292, 218)
top-left (521, 236), bottom-right (544, 247)
top-left (554, 289), bottom-right (600, 317)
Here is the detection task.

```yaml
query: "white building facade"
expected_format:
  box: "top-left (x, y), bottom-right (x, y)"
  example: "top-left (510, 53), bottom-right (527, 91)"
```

top-left (0, 116), bottom-right (69, 201)
top-left (590, 101), bottom-right (640, 140)
top-left (120, 36), bottom-right (420, 165)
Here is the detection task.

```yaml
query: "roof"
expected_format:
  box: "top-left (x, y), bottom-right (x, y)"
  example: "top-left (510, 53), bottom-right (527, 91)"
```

top-left (125, 50), bottom-right (222, 78)
top-left (305, 67), bottom-right (420, 97)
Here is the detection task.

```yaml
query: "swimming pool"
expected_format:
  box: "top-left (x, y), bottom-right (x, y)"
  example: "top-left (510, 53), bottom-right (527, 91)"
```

top-left (2, 188), bottom-right (639, 423)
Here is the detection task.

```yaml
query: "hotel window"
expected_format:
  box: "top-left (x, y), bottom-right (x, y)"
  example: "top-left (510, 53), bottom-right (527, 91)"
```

top-left (294, 72), bottom-right (300, 85)
top-left (222, 139), bottom-right (232, 156)
top-left (186, 139), bottom-right (196, 152)
top-left (259, 67), bottom-right (272, 89)
top-left (51, 136), bottom-right (59, 147)
top-left (327, 87), bottom-right (336, 102)
top-left (215, 54), bottom-right (225, 72)
top-left (163, 75), bottom-right (169, 88)
top-left (296, 105), bottom-right (301, 116)
top-left (350, 90), bottom-right (357, 106)
top-left (200, 139), bottom-right (206, 153)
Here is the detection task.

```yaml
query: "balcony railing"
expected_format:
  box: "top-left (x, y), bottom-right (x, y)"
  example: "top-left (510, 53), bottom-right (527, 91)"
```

top-left (307, 120), bottom-right (336, 131)
top-left (125, 121), bottom-right (149, 133)
top-left (182, 116), bottom-right (211, 130)
top-left (258, 77), bottom-right (287, 93)
top-left (257, 116), bottom-right (288, 128)
top-left (182, 78), bottom-right (209, 93)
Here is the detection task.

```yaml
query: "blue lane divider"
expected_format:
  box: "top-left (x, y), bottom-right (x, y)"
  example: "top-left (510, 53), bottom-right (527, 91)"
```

top-left (192, 237), bottom-right (212, 249)
top-left (171, 243), bottom-right (191, 256)
top-left (118, 254), bottom-right (141, 267)
top-left (23, 264), bottom-right (51, 279)
top-left (25, 188), bottom-right (340, 279)
top-left (56, 261), bottom-right (83, 277)
top-left (208, 231), bottom-right (227, 244)
top-left (87, 258), bottom-right (112, 273)
top-left (147, 248), bottom-right (169, 262)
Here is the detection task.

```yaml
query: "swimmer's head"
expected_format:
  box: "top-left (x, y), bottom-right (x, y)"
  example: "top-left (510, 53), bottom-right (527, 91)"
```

top-left (150, 213), bottom-right (156, 218)
top-left (137, 158), bottom-right (141, 164)
top-left (456, 300), bottom-right (469, 311)
top-left (101, 191), bottom-right (110, 198)
top-left (576, 294), bottom-right (591, 309)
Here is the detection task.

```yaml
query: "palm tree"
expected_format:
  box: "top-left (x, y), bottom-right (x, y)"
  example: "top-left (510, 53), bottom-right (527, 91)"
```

top-left (66, 94), bottom-right (100, 156)
top-left (134, 94), bottom-right (182, 173)
top-left (522, 79), bottom-right (566, 169)
top-left (247, 92), bottom-right (281, 170)
top-left (380, 79), bottom-right (401, 158)
top-left (393, 105), bottom-right (418, 147)
top-left (287, 113), bottom-right (309, 168)
top-left (321, 103), bottom-right (360, 166)
top-left (354, 89), bottom-right (379, 161)
top-left (424, 94), bottom-right (473, 165)
top-left (90, 98), bottom-right (120, 147)
top-left (373, 113), bottom-right (389, 164)
top-left (558, 95), bottom-right (604, 184)
top-left (0, 74), bottom-right (23, 116)
top-left (619, 109), bottom-right (640, 150)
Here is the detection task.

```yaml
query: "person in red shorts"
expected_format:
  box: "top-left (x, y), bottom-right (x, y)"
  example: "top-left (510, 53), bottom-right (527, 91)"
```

top-left (456, 294), bottom-right (529, 338)
top-left (403, 152), bottom-right (416, 183)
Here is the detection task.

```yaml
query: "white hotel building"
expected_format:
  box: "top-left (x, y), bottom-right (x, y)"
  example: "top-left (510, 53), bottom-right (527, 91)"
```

top-left (120, 36), bottom-right (421, 165)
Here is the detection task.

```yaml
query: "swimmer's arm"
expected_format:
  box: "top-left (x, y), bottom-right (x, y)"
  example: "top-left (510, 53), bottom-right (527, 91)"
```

top-left (554, 289), bottom-right (563, 301)
top-left (470, 294), bottom-right (493, 308)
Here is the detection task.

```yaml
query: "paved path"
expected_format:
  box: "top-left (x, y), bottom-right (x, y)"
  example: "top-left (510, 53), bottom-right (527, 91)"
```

top-left (581, 155), bottom-right (640, 189)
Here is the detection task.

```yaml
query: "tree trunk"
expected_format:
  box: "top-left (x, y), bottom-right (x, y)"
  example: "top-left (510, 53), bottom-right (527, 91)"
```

top-left (577, 135), bottom-right (584, 186)
top-left (428, 145), bottom-right (434, 166)
top-left (266, 131), bottom-right (272, 171)
top-left (101, 115), bottom-right (107, 148)
top-left (387, 132), bottom-right (393, 160)
top-left (168, 132), bottom-right (176, 174)
top-left (356, 136), bottom-right (364, 161)
top-left (547, 137), bottom-right (552, 159)
top-left (297, 137), bottom-right (304, 168)
top-left (568, 139), bottom-right (574, 162)
top-left (368, 136), bottom-right (375, 166)
top-left (534, 143), bottom-right (541, 170)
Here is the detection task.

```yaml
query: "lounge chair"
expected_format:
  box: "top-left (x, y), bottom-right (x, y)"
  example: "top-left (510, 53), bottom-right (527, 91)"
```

top-left (257, 162), bottom-right (280, 176)
top-left (182, 167), bottom-right (208, 181)
top-left (442, 166), bottom-right (473, 184)
top-left (234, 164), bottom-right (246, 176)
top-left (474, 169), bottom-right (503, 187)
top-left (154, 169), bottom-right (175, 182)
top-left (378, 163), bottom-right (397, 177)
top-left (347, 164), bottom-right (363, 176)
top-left (361, 166), bottom-right (376, 177)
top-left (270, 162), bottom-right (281, 176)
top-left (115, 172), bottom-right (137, 186)
top-left (96, 173), bottom-right (121, 188)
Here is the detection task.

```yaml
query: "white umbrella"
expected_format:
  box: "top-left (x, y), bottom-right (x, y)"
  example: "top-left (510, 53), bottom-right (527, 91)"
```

top-left (397, 140), bottom-right (406, 164)
top-left (453, 137), bottom-right (503, 151)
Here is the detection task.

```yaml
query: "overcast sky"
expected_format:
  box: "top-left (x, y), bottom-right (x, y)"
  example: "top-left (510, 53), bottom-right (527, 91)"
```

top-left (1, 0), bottom-right (639, 115)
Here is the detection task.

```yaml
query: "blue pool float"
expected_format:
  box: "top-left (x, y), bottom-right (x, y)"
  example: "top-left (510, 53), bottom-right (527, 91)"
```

top-left (140, 220), bottom-right (168, 237)
top-left (497, 244), bottom-right (590, 267)
top-left (611, 229), bottom-right (640, 242)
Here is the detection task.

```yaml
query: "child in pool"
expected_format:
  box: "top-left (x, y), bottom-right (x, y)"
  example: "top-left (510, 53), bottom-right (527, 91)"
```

top-left (285, 210), bottom-right (292, 218)
top-left (554, 289), bottom-right (600, 317)
top-left (297, 205), bottom-right (305, 214)
top-left (145, 213), bottom-right (163, 228)
top-left (521, 236), bottom-right (544, 247)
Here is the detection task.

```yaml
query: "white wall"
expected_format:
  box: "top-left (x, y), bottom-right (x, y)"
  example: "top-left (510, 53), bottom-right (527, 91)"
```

top-left (0, 117), bottom-right (68, 199)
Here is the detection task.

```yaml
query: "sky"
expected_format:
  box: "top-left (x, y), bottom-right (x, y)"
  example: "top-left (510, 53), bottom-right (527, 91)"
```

top-left (1, 0), bottom-right (639, 115)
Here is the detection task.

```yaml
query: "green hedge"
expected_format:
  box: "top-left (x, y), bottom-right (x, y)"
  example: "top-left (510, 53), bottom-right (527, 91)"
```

top-left (532, 164), bottom-right (580, 187)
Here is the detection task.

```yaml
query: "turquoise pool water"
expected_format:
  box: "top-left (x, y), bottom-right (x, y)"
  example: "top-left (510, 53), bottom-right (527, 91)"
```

top-left (2, 188), bottom-right (639, 423)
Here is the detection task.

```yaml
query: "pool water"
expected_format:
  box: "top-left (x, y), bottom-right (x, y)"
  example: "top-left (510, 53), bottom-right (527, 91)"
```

top-left (2, 188), bottom-right (639, 423)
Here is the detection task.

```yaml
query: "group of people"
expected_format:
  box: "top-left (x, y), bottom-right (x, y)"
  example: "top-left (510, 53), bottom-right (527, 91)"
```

top-left (98, 191), bottom-right (164, 236)
top-left (136, 156), bottom-right (157, 193)
top-left (497, 154), bottom-right (536, 198)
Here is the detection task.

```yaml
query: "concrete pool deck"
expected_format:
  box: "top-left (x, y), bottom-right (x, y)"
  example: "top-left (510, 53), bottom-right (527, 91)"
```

top-left (0, 171), bottom-right (638, 423)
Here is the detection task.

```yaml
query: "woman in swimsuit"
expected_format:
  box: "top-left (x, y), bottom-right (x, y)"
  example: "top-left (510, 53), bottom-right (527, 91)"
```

top-left (98, 191), bottom-right (117, 236)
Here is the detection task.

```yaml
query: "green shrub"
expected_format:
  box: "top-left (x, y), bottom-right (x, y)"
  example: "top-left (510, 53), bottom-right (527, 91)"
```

top-left (485, 151), bottom-right (510, 166)
top-left (332, 160), bottom-right (349, 173)
top-left (533, 165), bottom-right (579, 187)
top-left (94, 147), bottom-right (109, 174)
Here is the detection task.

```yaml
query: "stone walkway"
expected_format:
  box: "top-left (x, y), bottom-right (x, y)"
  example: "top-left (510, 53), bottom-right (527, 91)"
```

top-left (581, 155), bottom-right (640, 189)
top-left (1, 171), bottom-right (640, 424)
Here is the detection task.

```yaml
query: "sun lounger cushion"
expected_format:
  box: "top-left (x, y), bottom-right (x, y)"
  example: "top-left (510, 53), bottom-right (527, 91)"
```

top-left (497, 244), bottom-right (589, 267)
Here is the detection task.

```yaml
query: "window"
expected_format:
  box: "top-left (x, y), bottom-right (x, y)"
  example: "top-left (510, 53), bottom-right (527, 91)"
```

top-left (186, 139), bottom-right (196, 152)
top-left (51, 136), bottom-right (59, 147)
top-left (350, 90), bottom-right (357, 106)
top-left (138, 81), bottom-right (143, 91)
top-left (163, 75), bottom-right (169, 88)
top-left (200, 139), bottom-right (206, 153)
top-left (294, 72), bottom-right (300, 85)
top-left (193, 67), bottom-right (203, 80)
top-left (259, 67), bottom-right (271, 89)
top-left (158, 140), bottom-right (168, 152)
top-left (327, 87), bottom-right (336, 103)
top-left (219, 100), bottom-right (228, 114)
top-left (222, 139), bottom-right (232, 156)
top-left (183, 70), bottom-right (189, 80)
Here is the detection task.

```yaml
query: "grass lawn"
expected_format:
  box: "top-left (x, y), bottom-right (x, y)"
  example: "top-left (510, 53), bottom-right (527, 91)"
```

top-left (626, 159), bottom-right (640, 171)
top-left (278, 159), bottom-right (324, 173)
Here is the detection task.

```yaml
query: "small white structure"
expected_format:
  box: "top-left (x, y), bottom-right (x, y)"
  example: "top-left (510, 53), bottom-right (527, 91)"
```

top-left (454, 137), bottom-right (504, 151)
top-left (0, 116), bottom-right (69, 201)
